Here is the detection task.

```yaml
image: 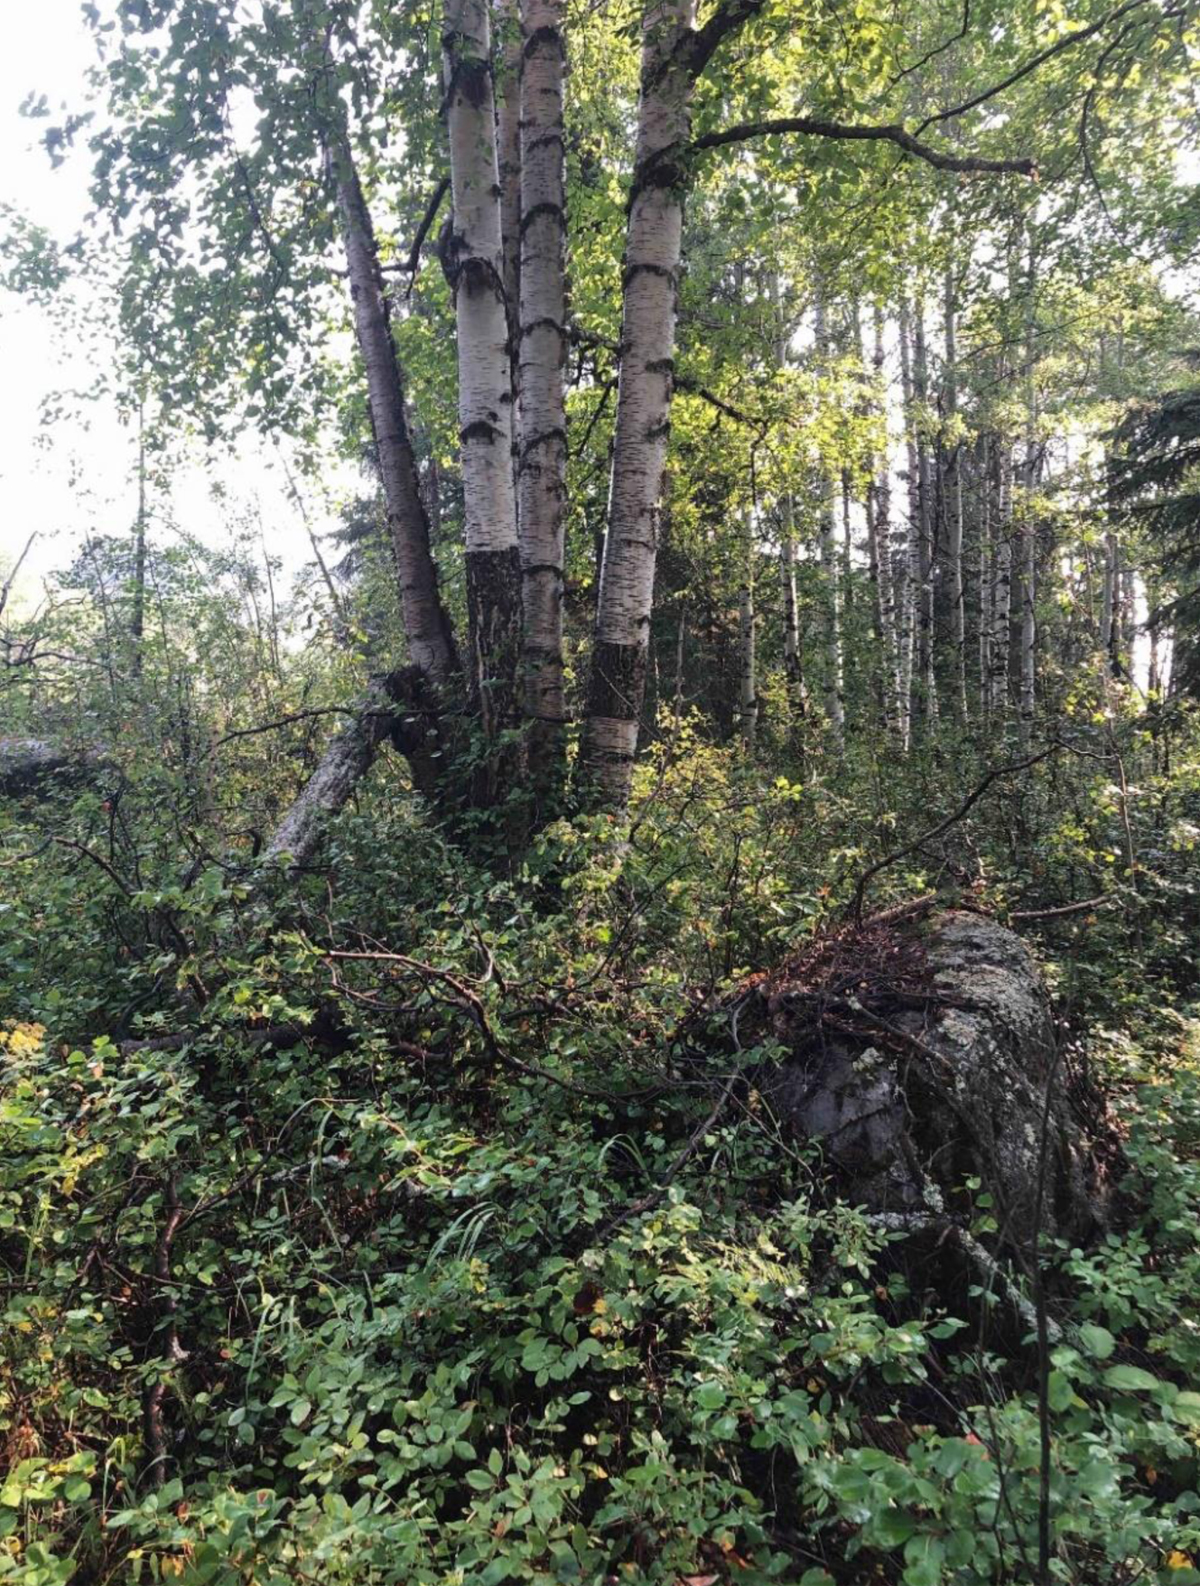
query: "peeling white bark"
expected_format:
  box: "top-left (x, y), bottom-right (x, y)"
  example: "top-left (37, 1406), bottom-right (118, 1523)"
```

top-left (443, 0), bottom-right (523, 739)
top-left (517, 0), bottom-right (568, 759)
top-left (582, 0), bottom-right (697, 803)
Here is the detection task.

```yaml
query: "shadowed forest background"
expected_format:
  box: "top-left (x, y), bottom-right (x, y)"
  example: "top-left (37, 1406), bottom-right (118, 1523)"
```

top-left (2, 0), bottom-right (1200, 1582)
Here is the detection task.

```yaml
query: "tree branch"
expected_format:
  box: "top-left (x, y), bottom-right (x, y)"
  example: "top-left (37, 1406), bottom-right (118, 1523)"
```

top-left (673, 0), bottom-right (768, 81)
top-left (690, 116), bottom-right (1036, 176)
top-left (915, 0), bottom-right (1154, 134)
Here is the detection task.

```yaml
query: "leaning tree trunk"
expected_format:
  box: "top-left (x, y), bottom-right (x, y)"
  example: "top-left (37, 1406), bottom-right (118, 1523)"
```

top-left (580, 0), bottom-right (697, 805)
top-left (443, 0), bottom-right (524, 751)
top-left (517, 0), bottom-right (569, 787)
top-left (326, 123), bottom-right (458, 688)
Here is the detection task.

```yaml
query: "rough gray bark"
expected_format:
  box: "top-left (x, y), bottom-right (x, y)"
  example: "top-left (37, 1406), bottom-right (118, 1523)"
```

top-left (264, 668), bottom-right (441, 867)
top-left (0, 738), bottom-right (114, 796)
top-left (326, 116), bottom-right (458, 687)
top-left (753, 909), bottom-right (1110, 1245)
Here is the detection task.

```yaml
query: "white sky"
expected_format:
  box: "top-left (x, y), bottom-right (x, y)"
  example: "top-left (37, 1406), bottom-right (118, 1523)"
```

top-left (0, 1), bottom-right (335, 614)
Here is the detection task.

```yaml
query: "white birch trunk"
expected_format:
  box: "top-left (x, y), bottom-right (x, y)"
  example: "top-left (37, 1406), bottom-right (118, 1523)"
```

top-left (581, 0), bottom-right (697, 802)
top-left (493, 0), bottom-right (522, 349)
top-left (517, 0), bottom-right (568, 777)
top-left (443, 0), bottom-right (523, 746)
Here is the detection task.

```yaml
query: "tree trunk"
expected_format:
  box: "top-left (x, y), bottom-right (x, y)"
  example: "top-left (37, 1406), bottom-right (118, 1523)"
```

top-left (815, 295), bottom-right (845, 748)
top-left (517, 0), bottom-right (569, 788)
top-left (752, 909), bottom-right (1111, 1246)
top-left (581, 0), bottom-right (697, 804)
top-left (131, 406), bottom-right (147, 681)
top-left (736, 510), bottom-right (757, 752)
top-left (871, 304), bottom-right (902, 737)
top-left (897, 305), bottom-right (922, 741)
top-left (943, 269), bottom-right (967, 723)
top-left (327, 120), bottom-right (458, 687)
top-left (911, 295), bottom-right (937, 726)
top-left (772, 275), bottom-right (805, 734)
top-left (976, 435), bottom-right (993, 718)
top-left (990, 442), bottom-right (1013, 716)
top-left (493, 0), bottom-right (522, 385)
top-left (443, 0), bottom-right (523, 750)
top-left (1018, 254), bottom-right (1038, 738)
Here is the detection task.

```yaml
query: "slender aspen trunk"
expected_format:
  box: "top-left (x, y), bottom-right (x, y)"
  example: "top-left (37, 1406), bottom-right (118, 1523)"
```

top-left (841, 468), bottom-right (854, 606)
top-left (990, 441), bottom-right (1013, 715)
top-left (1100, 529), bottom-right (1119, 675)
top-left (1120, 562), bottom-right (1136, 672)
top-left (1018, 263), bottom-right (1038, 739)
top-left (897, 304), bottom-right (923, 739)
top-left (977, 434), bottom-right (993, 718)
top-left (815, 295), bottom-right (845, 748)
top-left (131, 404), bottom-right (147, 680)
top-left (772, 275), bottom-right (805, 731)
top-left (1148, 575), bottom-right (1161, 697)
top-left (327, 122), bottom-right (458, 685)
top-left (871, 306), bottom-right (902, 737)
top-left (736, 510), bottom-right (757, 752)
top-left (517, 0), bottom-right (568, 782)
top-left (673, 601), bottom-right (686, 727)
top-left (912, 295), bottom-right (937, 724)
top-left (443, 0), bottom-right (523, 746)
top-left (943, 269), bottom-right (967, 723)
top-left (581, 0), bottom-right (697, 803)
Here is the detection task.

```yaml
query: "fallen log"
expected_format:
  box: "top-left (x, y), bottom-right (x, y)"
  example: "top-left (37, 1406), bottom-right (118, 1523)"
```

top-left (0, 737), bottom-right (114, 795)
top-left (737, 908), bottom-right (1115, 1246)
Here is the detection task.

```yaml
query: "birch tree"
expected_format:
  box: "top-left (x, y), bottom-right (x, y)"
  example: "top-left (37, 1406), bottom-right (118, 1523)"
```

top-left (517, 0), bottom-right (569, 781)
top-left (443, 0), bottom-right (523, 751)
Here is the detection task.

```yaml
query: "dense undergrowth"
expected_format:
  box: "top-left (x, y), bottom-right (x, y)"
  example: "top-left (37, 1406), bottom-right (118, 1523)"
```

top-left (4, 692), bottom-right (1200, 1585)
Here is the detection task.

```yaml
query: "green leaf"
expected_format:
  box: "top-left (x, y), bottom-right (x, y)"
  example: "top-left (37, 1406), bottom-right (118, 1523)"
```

top-left (694, 1381), bottom-right (726, 1411)
top-left (1102, 1364), bottom-right (1161, 1392)
top-left (1078, 1323), bottom-right (1116, 1360)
